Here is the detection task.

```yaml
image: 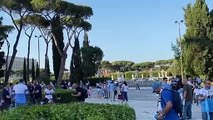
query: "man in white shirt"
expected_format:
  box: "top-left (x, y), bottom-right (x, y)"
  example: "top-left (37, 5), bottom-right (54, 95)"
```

top-left (13, 79), bottom-right (28, 107)
top-left (199, 80), bottom-right (213, 120)
top-left (44, 85), bottom-right (54, 103)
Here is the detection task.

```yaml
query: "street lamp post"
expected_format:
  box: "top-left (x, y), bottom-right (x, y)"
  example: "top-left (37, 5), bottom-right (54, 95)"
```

top-left (35, 35), bottom-right (42, 68)
top-left (175, 20), bottom-right (184, 80)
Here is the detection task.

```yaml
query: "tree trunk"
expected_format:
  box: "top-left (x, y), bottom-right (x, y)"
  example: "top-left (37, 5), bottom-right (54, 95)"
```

top-left (5, 39), bottom-right (10, 72)
top-left (69, 37), bottom-right (84, 84)
top-left (5, 28), bottom-right (22, 83)
top-left (45, 42), bottom-right (49, 58)
top-left (45, 56), bottom-right (50, 78)
top-left (51, 15), bottom-right (64, 81)
top-left (45, 42), bottom-right (50, 78)
top-left (26, 37), bottom-right (31, 82)
top-left (57, 56), bottom-right (65, 87)
top-left (56, 43), bottom-right (69, 87)
top-left (36, 62), bottom-right (40, 79)
top-left (31, 59), bottom-right (35, 80)
top-left (26, 27), bottom-right (35, 82)
top-left (23, 58), bottom-right (27, 83)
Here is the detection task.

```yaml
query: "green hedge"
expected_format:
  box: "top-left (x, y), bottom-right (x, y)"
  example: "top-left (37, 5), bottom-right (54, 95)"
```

top-left (110, 73), bottom-right (118, 80)
top-left (0, 103), bottom-right (136, 120)
top-left (139, 71), bottom-right (150, 78)
top-left (124, 71), bottom-right (134, 80)
top-left (53, 89), bottom-right (77, 103)
top-left (152, 71), bottom-right (159, 77)
top-left (85, 77), bottom-right (110, 86)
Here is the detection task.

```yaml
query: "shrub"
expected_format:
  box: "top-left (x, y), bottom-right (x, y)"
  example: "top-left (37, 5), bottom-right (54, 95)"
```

top-left (0, 103), bottom-right (136, 120)
top-left (110, 73), bottom-right (118, 80)
top-left (84, 77), bottom-right (110, 86)
top-left (151, 71), bottom-right (159, 77)
top-left (53, 89), bottom-right (77, 103)
top-left (124, 71), bottom-right (134, 80)
top-left (140, 71), bottom-right (150, 78)
top-left (11, 79), bottom-right (18, 84)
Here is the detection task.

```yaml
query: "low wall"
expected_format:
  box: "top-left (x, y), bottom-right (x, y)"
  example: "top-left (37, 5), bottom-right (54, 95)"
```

top-left (126, 80), bottom-right (156, 87)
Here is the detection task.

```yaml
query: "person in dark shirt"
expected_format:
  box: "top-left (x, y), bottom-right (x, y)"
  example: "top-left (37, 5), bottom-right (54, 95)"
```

top-left (27, 81), bottom-right (35, 105)
top-left (72, 83), bottom-right (85, 102)
top-left (33, 80), bottom-right (42, 104)
top-left (183, 79), bottom-right (193, 119)
top-left (60, 81), bottom-right (68, 89)
top-left (2, 83), bottom-right (11, 110)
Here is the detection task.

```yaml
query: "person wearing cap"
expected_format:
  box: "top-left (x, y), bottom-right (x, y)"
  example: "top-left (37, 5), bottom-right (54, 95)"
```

top-left (152, 82), bottom-right (180, 120)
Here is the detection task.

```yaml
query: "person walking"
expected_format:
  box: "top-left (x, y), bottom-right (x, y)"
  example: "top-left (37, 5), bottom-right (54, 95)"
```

top-left (113, 82), bottom-right (118, 100)
top-left (109, 81), bottom-right (115, 101)
top-left (121, 81), bottom-right (128, 102)
top-left (96, 83), bottom-right (102, 99)
top-left (103, 83), bottom-right (108, 99)
top-left (152, 82), bottom-right (180, 120)
top-left (135, 79), bottom-right (140, 90)
top-left (182, 79), bottom-right (193, 120)
top-left (199, 79), bottom-right (213, 120)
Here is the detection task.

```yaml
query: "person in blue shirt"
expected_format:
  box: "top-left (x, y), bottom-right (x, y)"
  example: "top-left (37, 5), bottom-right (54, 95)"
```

top-left (108, 81), bottom-right (115, 100)
top-left (152, 82), bottom-right (180, 120)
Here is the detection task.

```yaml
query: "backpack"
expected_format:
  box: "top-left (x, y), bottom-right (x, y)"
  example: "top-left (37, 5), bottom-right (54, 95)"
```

top-left (81, 88), bottom-right (88, 99)
top-left (161, 89), bottom-right (183, 115)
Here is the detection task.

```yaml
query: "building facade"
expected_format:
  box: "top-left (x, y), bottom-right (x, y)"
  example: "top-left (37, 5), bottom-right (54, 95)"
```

top-left (3, 56), bottom-right (37, 71)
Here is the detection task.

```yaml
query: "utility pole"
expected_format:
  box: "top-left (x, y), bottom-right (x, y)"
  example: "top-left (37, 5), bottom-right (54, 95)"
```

top-left (35, 35), bottom-right (42, 68)
top-left (175, 20), bottom-right (184, 80)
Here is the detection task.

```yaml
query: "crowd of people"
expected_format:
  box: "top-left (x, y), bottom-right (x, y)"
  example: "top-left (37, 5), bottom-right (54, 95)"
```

top-left (1, 76), bottom-right (212, 120)
top-left (96, 81), bottom-right (129, 102)
top-left (0, 79), bottom-right (55, 111)
top-left (152, 76), bottom-right (213, 120)
top-left (0, 79), bottom-right (88, 111)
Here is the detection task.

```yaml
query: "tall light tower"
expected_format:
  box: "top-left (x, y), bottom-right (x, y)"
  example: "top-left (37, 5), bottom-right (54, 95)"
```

top-left (175, 20), bottom-right (184, 80)
top-left (35, 35), bottom-right (42, 68)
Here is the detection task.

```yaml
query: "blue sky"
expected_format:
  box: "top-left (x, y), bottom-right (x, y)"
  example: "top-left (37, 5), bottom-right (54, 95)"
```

top-left (70, 0), bottom-right (212, 62)
top-left (1, 0), bottom-right (213, 71)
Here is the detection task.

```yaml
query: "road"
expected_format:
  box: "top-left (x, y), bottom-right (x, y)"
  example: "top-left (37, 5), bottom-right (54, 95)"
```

top-left (86, 87), bottom-right (202, 120)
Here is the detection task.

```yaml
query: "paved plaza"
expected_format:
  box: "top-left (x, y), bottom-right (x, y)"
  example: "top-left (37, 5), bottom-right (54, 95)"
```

top-left (86, 87), bottom-right (202, 120)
